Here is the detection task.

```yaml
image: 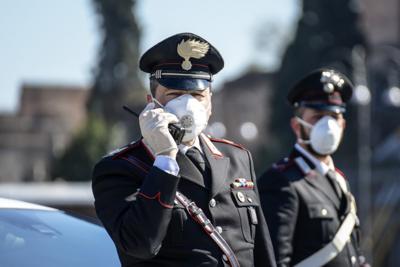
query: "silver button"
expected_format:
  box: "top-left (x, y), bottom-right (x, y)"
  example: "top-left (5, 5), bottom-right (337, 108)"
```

top-left (237, 192), bottom-right (245, 202)
top-left (222, 255), bottom-right (228, 262)
top-left (351, 256), bottom-right (356, 264)
top-left (247, 197), bottom-right (253, 203)
top-left (216, 226), bottom-right (223, 234)
top-left (321, 208), bottom-right (328, 216)
top-left (209, 198), bottom-right (216, 208)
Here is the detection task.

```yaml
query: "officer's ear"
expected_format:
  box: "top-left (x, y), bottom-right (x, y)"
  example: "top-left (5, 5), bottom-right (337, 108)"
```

top-left (341, 117), bottom-right (346, 130)
top-left (290, 117), bottom-right (302, 138)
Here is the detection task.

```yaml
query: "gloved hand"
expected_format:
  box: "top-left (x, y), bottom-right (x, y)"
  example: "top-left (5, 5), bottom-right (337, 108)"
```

top-left (139, 102), bottom-right (179, 157)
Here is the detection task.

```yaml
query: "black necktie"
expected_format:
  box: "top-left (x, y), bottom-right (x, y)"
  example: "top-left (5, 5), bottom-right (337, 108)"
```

top-left (185, 147), bottom-right (206, 173)
top-left (185, 147), bottom-right (212, 189)
top-left (326, 170), bottom-right (343, 199)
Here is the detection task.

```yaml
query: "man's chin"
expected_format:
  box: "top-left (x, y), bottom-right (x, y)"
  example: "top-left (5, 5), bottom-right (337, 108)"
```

top-left (307, 144), bottom-right (333, 157)
top-left (182, 136), bottom-right (197, 146)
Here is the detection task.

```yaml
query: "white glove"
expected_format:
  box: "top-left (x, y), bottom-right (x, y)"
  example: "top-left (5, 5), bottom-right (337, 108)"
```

top-left (139, 102), bottom-right (179, 156)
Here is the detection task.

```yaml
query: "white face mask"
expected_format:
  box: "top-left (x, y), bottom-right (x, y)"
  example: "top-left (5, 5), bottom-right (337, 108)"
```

top-left (296, 115), bottom-right (343, 155)
top-left (164, 94), bottom-right (209, 142)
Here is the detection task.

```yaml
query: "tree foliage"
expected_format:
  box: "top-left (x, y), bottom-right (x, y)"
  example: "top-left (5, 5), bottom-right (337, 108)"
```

top-left (52, 0), bottom-right (144, 181)
top-left (52, 114), bottom-right (109, 181)
top-left (88, 0), bottom-right (145, 124)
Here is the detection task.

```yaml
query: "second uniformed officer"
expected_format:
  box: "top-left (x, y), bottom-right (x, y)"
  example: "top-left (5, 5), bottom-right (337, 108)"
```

top-left (92, 33), bottom-right (276, 267)
top-left (258, 69), bottom-right (369, 267)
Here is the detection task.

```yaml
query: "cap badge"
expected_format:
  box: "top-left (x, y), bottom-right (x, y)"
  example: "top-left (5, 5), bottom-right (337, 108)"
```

top-left (177, 39), bottom-right (209, 71)
top-left (320, 71), bottom-right (345, 93)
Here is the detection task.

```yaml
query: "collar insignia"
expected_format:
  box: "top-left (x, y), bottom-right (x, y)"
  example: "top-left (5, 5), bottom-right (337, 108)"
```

top-left (320, 71), bottom-right (345, 93)
top-left (177, 39), bottom-right (209, 70)
top-left (200, 133), bottom-right (223, 157)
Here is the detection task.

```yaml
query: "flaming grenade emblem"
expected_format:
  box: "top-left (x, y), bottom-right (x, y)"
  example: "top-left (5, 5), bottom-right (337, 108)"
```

top-left (177, 39), bottom-right (209, 71)
top-left (320, 71), bottom-right (345, 93)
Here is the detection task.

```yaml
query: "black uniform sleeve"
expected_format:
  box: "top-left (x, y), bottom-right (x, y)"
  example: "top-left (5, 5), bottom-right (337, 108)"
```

top-left (246, 151), bottom-right (277, 267)
top-left (92, 157), bottom-right (180, 260)
top-left (257, 168), bottom-right (299, 267)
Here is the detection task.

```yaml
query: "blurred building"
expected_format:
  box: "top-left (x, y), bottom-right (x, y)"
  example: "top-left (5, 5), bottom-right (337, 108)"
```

top-left (346, 1), bottom-right (400, 265)
top-left (361, 0), bottom-right (400, 143)
top-left (208, 70), bottom-right (276, 170)
top-left (0, 84), bottom-right (88, 182)
top-left (361, 0), bottom-right (400, 46)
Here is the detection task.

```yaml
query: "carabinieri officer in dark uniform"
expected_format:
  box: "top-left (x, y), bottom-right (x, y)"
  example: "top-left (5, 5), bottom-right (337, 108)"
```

top-left (92, 33), bottom-right (276, 267)
top-left (258, 69), bottom-right (370, 267)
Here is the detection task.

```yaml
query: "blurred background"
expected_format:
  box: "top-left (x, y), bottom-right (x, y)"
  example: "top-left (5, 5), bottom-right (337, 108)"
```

top-left (0, 0), bottom-right (399, 265)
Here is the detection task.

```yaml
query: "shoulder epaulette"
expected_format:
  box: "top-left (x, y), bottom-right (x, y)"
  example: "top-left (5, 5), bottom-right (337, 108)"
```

top-left (271, 157), bottom-right (307, 183)
top-left (335, 167), bottom-right (347, 179)
top-left (109, 140), bottom-right (142, 159)
top-left (209, 136), bottom-right (246, 150)
top-left (272, 157), bottom-right (294, 172)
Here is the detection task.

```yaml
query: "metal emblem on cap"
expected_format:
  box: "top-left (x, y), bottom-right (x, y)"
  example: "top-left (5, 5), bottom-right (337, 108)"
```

top-left (320, 70), bottom-right (345, 93)
top-left (177, 39), bottom-right (209, 70)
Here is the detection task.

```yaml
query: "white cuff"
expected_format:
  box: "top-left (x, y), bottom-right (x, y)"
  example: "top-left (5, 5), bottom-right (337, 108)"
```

top-left (153, 155), bottom-right (180, 176)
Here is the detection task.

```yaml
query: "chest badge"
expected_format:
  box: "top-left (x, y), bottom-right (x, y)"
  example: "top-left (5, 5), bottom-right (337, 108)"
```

top-left (230, 178), bottom-right (254, 189)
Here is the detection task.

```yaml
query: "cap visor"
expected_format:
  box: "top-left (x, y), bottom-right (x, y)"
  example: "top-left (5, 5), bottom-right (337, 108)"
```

top-left (157, 78), bottom-right (210, 91)
top-left (300, 103), bottom-right (346, 113)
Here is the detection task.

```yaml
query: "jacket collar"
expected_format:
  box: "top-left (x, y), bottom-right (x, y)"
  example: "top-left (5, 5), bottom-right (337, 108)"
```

top-left (141, 135), bottom-right (229, 195)
top-left (294, 143), bottom-right (334, 176)
top-left (200, 134), bottom-right (230, 197)
top-left (291, 145), bottom-right (341, 210)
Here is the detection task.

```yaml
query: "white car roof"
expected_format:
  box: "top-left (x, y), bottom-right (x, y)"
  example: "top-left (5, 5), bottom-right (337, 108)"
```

top-left (0, 182), bottom-right (93, 206)
top-left (0, 197), bottom-right (57, 211)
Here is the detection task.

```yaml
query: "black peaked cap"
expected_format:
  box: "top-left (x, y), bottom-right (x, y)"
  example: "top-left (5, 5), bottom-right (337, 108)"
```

top-left (139, 32), bottom-right (224, 91)
top-left (287, 68), bottom-right (354, 113)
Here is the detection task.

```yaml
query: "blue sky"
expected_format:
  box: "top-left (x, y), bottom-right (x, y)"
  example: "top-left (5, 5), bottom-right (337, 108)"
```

top-left (0, 0), bottom-right (300, 112)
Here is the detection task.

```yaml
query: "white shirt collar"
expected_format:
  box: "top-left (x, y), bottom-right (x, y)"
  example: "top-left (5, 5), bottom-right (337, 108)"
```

top-left (294, 143), bottom-right (334, 176)
top-left (179, 137), bottom-right (203, 155)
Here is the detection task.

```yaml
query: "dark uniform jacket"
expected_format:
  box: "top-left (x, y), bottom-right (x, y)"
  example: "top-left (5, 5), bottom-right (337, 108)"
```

top-left (258, 147), bottom-right (363, 267)
top-left (92, 134), bottom-right (276, 267)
